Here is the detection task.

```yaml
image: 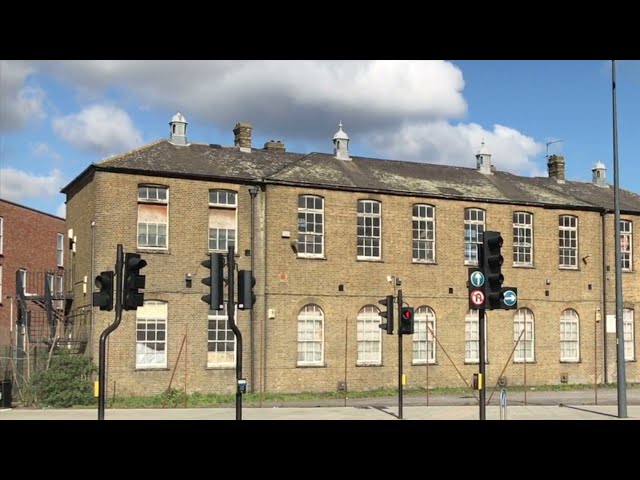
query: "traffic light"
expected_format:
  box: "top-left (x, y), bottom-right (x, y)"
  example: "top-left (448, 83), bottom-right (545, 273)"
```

top-left (482, 231), bottom-right (504, 310)
top-left (93, 271), bottom-right (114, 311)
top-left (202, 253), bottom-right (224, 309)
top-left (399, 306), bottom-right (414, 335)
top-left (237, 270), bottom-right (256, 310)
top-left (123, 253), bottom-right (147, 311)
top-left (378, 295), bottom-right (394, 335)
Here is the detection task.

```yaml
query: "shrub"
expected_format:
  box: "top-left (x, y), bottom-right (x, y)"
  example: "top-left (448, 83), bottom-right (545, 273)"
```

top-left (28, 350), bottom-right (96, 408)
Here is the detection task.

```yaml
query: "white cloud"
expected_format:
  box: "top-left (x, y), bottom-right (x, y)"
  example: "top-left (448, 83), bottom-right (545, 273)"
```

top-left (56, 202), bottom-right (66, 218)
top-left (52, 104), bottom-right (143, 154)
top-left (0, 168), bottom-right (65, 203)
top-left (31, 142), bottom-right (61, 160)
top-left (34, 60), bottom-right (467, 137)
top-left (366, 121), bottom-right (545, 176)
top-left (0, 60), bottom-right (46, 131)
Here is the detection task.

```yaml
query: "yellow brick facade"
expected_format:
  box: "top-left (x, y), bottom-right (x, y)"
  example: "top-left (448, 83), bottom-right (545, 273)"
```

top-left (64, 158), bottom-right (640, 397)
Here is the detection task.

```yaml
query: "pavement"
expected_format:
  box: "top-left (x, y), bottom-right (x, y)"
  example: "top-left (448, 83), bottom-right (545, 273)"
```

top-left (1, 387), bottom-right (639, 420)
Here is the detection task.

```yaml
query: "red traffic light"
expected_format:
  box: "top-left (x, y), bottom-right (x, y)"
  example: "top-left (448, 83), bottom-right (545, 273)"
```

top-left (402, 309), bottom-right (412, 319)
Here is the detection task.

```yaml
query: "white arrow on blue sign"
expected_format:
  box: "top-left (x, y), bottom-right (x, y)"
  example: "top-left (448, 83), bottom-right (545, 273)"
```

top-left (503, 290), bottom-right (517, 307)
top-left (470, 271), bottom-right (485, 288)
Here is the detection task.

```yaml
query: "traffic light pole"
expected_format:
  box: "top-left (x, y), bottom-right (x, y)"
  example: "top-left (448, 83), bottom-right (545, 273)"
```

top-left (227, 246), bottom-right (243, 421)
top-left (98, 244), bottom-right (124, 421)
top-left (397, 289), bottom-right (403, 420)
top-left (479, 307), bottom-right (486, 421)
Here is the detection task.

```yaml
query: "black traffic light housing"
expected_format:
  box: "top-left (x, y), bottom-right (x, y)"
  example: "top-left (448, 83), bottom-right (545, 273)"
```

top-left (123, 253), bottom-right (147, 311)
top-left (202, 253), bottom-right (224, 310)
top-left (238, 270), bottom-right (256, 310)
top-left (378, 295), bottom-right (394, 335)
top-left (399, 306), bottom-right (414, 335)
top-left (482, 231), bottom-right (504, 310)
top-left (93, 271), bottom-right (114, 311)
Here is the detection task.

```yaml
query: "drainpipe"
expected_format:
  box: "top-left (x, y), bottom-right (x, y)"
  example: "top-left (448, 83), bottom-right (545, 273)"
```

top-left (600, 210), bottom-right (608, 383)
top-left (261, 184), bottom-right (268, 397)
top-left (248, 186), bottom-right (259, 393)
top-left (90, 220), bottom-right (96, 361)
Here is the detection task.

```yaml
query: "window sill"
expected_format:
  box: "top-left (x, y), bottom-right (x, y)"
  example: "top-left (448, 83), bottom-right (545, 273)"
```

top-left (625, 359), bottom-right (637, 363)
top-left (560, 360), bottom-right (581, 364)
top-left (356, 258), bottom-right (383, 263)
top-left (513, 360), bottom-right (536, 364)
top-left (297, 256), bottom-right (327, 261)
top-left (296, 363), bottom-right (327, 368)
top-left (464, 361), bottom-right (490, 365)
top-left (412, 260), bottom-right (437, 265)
top-left (206, 366), bottom-right (236, 370)
top-left (135, 367), bottom-right (170, 372)
top-left (137, 248), bottom-right (170, 254)
top-left (412, 362), bottom-right (437, 366)
top-left (513, 264), bottom-right (535, 269)
top-left (558, 267), bottom-right (580, 271)
top-left (356, 363), bottom-right (383, 367)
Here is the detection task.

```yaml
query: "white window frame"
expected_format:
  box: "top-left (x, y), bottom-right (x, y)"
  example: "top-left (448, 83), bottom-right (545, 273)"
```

top-left (56, 233), bottom-right (64, 267)
top-left (297, 195), bottom-right (324, 258)
top-left (413, 306), bottom-right (436, 364)
top-left (208, 189), bottom-right (238, 253)
top-left (137, 185), bottom-right (169, 250)
top-left (514, 308), bottom-right (535, 362)
top-left (297, 304), bottom-right (324, 366)
top-left (464, 208), bottom-right (485, 265)
top-left (356, 305), bottom-right (382, 365)
top-left (513, 211), bottom-right (533, 267)
top-left (560, 309), bottom-right (580, 362)
top-left (207, 305), bottom-right (237, 367)
top-left (559, 215), bottom-right (578, 269)
top-left (18, 269), bottom-right (27, 296)
top-left (135, 300), bottom-right (168, 369)
top-left (464, 309), bottom-right (488, 363)
top-left (412, 204), bottom-right (436, 263)
top-left (357, 200), bottom-right (381, 260)
top-left (620, 220), bottom-right (632, 272)
top-left (624, 308), bottom-right (635, 361)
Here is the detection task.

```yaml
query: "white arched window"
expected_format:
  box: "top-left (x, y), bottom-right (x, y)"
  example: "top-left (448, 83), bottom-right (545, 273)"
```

top-left (514, 308), bottom-right (534, 362)
top-left (560, 309), bottom-right (579, 362)
top-left (297, 304), bottom-right (324, 366)
top-left (413, 306), bottom-right (436, 364)
top-left (357, 305), bottom-right (382, 365)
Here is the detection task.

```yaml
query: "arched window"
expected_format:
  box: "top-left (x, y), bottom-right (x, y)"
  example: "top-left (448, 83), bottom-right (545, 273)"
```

top-left (624, 308), bottom-right (635, 361)
top-left (136, 301), bottom-right (168, 368)
top-left (465, 309), bottom-right (488, 363)
top-left (514, 308), bottom-right (534, 362)
top-left (560, 309), bottom-right (579, 362)
top-left (357, 305), bottom-right (382, 365)
top-left (297, 305), bottom-right (324, 366)
top-left (464, 208), bottom-right (485, 264)
top-left (413, 306), bottom-right (436, 364)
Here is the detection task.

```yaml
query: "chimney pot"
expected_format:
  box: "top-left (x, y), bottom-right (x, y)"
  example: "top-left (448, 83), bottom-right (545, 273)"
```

top-left (264, 140), bottom-right (286, 153)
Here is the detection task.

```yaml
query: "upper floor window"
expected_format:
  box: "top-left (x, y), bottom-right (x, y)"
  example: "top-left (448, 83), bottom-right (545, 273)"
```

top-left (357, 200), bottom-right (381, 260)
top-left (297, 304), bottom-right (324, 366)
top-left (138, 185), bottom-right (168, 249)
top-left (560, 309), bottom-right (580, 362)
top-left (413, 306), bottom-right (436, 364)
top-left (356, 305), bottom-right (382, 365)
top-left (620, 220), bottom-right (632, 272)
top-left (209, 190), bottom-right (237, 253)
top-left (208, 305), bottom-right (236, 367)
top-left (514, 308), bottom-right (535, 362)
top-left (135, 301), bottom-right (168, 368)
top-left (56, 233), bottom-right (64, 267)
top-left (464, 208), bottom-right (485, 265)
top-left (412, 204), bottom-right (435, 263)
top-left (297, 195), bottom-right (324, 258)
top-left (624, 308), bottom-right (635, 361)
top-left (559, 215), bottom-right (578, 269)
top-left (513, 212), bottom-right (533, 266)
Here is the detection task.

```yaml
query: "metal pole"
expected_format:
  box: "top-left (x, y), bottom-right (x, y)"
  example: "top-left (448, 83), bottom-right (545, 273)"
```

top-left (227, 246), bottom-right (243, 420)
top-left (397, 289), bottom-right (403, 420)
top-left (98, 244), bottom-right (123, 421)
top-left (479, 307), bottom-right (486, 420)
top-left (612, 59), bottom-right (628, 418)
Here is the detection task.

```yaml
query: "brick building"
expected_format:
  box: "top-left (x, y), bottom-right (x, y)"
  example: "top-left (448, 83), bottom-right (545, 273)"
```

top-left (0, 199), bottom-right (66, 378)
top-left (62, 113), bottom-right (640, 397)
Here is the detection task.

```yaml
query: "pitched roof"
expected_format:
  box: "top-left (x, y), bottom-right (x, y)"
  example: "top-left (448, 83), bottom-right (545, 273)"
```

top-left (61, 139), bottom-right (640, 213)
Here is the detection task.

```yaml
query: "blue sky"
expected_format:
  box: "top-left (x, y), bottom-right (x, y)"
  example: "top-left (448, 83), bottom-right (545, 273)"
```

top-left (1, 60), bottom-right (638, 218)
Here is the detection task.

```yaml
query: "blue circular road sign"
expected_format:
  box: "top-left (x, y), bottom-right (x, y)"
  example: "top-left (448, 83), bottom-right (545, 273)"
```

top-left (503, 290), bottom-right (517, 307)
top-left (470, 271), bottom-right (485, 288)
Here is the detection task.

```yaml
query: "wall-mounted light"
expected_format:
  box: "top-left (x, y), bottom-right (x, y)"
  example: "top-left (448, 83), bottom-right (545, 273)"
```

top-left (545, 278), bottom-right (551, 285)
top-left (185, 272), bottom-right (193, 288)
top-left (582, 254), bottom-right (591, 265)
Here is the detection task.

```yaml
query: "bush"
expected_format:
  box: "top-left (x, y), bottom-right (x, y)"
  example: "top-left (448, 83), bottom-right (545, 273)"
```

top-left (27, 350), bottom-right (96, 408)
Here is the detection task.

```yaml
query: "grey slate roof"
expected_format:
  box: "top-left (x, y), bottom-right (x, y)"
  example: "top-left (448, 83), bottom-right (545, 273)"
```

top-left (61, 140), bottom-right (640, 213)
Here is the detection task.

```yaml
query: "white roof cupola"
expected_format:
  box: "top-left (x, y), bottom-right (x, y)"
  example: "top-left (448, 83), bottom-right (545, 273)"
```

top-left (333, 121), bottom-right (351, 161)
top-left (592, 161), bottom-right (608, 187)
top-left (476, 140), bottom-right (492, 174)
top-left (169, 112), bottom-right (188, 146)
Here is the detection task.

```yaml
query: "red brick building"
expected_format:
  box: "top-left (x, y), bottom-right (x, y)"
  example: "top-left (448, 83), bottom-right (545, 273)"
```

top-left (0, 199), bottom-right (66, 374)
